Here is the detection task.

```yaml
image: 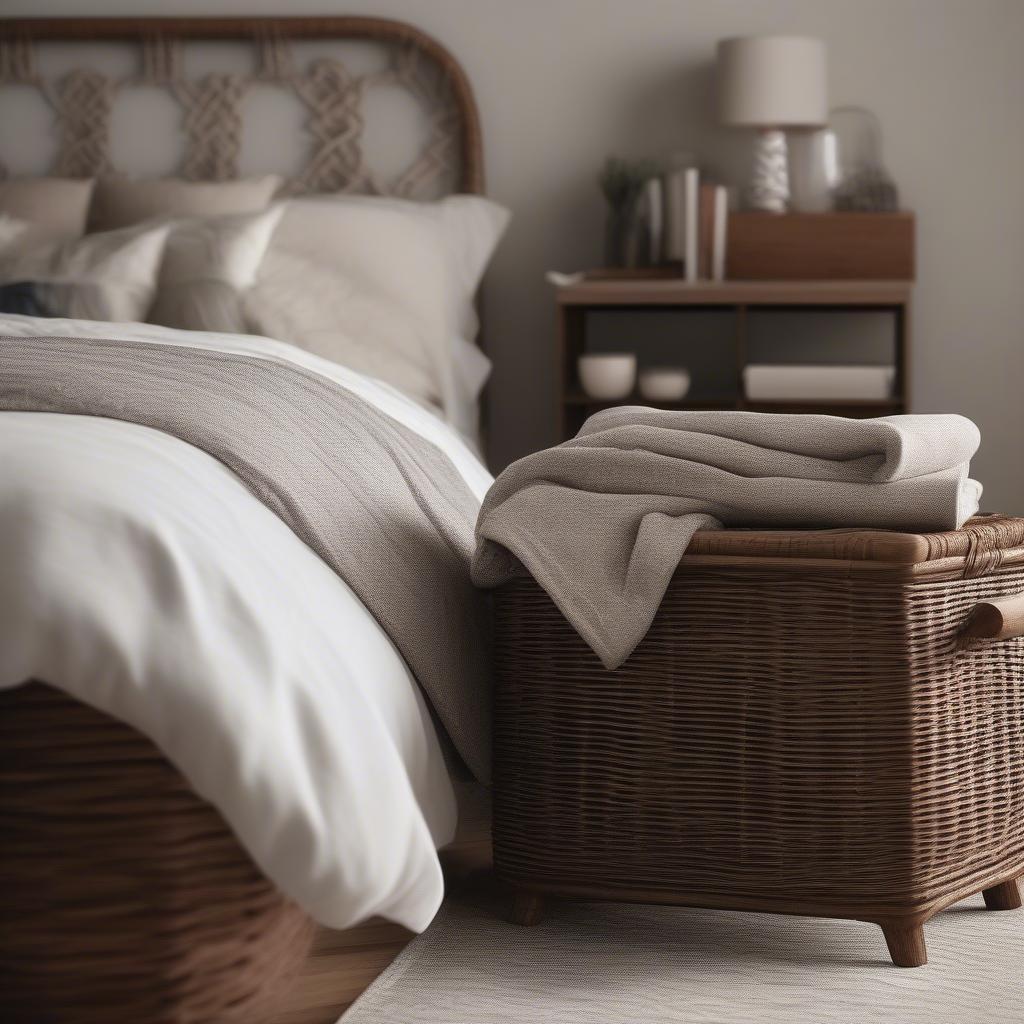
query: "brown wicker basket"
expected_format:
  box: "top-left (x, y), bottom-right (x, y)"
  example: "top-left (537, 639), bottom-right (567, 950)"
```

top-left (492, 515), bottom-right (1024, 967)
top-left (0, 682), bottom-right (315, 1024)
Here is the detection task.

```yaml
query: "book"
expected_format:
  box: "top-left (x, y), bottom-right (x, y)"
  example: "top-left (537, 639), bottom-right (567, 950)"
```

top-left (661, 156), bottom-right (696, 264)
top-left (712, 185), bottom-right (728, 282)
top-left (662, 170), bottom-right (683, 262)
top-left (643, 177), bottom-right (664, 266)
top-left (684, 167), bottom-right (699, 283)
top-left (698, 183), bottom-right (716, 278)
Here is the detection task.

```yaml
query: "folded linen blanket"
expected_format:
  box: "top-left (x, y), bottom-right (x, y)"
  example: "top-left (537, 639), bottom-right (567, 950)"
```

top-left (1, 334), bottom-right (492, 782)
top-left (472, 408), bottom-right (982, 669)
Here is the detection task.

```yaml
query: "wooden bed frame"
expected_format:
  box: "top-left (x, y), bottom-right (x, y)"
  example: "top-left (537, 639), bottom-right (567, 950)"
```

top-left (0, 16), bottom-right (484, 195)
top-left (0, 16), bottom-right (489, 1024)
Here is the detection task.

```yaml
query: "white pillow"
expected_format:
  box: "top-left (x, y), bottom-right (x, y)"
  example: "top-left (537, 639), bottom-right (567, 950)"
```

top-left (245, 193), bottom-right (509, 437)
top-left (0, 219), bottom-right (171, 322)
top-left (147, 206), bottom-right (285, 333)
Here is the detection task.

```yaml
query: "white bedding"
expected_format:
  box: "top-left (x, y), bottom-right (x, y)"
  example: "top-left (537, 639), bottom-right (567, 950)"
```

top-left (0, 313), bottom-right (492, 933)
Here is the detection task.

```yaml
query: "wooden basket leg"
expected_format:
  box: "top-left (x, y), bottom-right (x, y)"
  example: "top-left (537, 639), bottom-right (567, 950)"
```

top-left (881, 923), bottom-right (927, 968)
top-left (983, 879), bottom-right (1022, 911)
top-left (510, 891), bottom-right (545, 926)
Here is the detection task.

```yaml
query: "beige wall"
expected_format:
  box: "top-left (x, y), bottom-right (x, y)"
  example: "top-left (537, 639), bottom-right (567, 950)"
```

top-left (9, 0), bottom-right (1024, 511)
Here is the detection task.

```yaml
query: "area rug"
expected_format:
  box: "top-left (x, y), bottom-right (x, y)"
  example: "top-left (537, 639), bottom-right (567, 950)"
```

top-left (341, 889), bottom-right (1023, 1023)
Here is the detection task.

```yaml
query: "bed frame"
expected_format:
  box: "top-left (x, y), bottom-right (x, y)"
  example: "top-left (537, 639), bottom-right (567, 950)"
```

top-left (0, 16), bottom-right (483, 196)
top-left (0, 16), bottom-right (485, 1024)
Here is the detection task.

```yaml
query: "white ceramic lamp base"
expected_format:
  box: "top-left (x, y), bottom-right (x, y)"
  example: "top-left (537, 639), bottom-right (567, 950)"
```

top-left (747, 128), bottom-right (790, 213)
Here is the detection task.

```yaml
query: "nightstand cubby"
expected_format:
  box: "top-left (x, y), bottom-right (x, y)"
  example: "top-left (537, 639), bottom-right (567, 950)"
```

top-left (556, 279), bottom-right (911, 440)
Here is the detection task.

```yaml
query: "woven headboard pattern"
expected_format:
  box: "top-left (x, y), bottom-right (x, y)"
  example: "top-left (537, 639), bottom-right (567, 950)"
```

top-left (0, 17), bottom-right (483, 198)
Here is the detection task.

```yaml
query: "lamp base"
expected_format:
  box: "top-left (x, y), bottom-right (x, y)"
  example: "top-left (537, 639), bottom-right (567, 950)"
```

top-left (747, 128), bottom-right (789, 213)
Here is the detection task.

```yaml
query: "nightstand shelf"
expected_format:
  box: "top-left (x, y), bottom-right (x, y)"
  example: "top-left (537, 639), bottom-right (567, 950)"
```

top-left (556, 278), bottom-right (912, 439)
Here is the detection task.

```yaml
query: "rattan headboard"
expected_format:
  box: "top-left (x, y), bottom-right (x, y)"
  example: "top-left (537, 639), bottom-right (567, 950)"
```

top-left (0, 16), bottom-right (484, 198)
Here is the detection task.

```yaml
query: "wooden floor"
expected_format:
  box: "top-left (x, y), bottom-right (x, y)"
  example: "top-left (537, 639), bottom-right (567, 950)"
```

top-left (269, 788), bottom-right (493, 1024)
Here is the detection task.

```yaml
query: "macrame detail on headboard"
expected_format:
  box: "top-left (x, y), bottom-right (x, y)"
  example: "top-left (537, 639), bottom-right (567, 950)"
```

top-left (174, 74), bottom-right (249, 183)
top-left (0, 25), bottom-right (472, 197)
top-left (50, 70), bottom-right (116, 178)
top-left (291, 55), bottom-right (367, 194)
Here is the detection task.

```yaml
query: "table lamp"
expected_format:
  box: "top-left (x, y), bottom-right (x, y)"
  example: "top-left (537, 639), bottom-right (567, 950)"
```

top-left (717, 35), bottom-right (828, 213)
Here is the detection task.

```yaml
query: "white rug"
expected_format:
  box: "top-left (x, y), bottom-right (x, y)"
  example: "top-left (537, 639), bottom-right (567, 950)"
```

top-left (342, 890), bottom-right (1023, 1023)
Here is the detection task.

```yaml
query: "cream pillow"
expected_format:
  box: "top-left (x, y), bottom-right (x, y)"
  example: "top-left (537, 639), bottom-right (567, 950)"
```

top-left (244, 249), bottom-right (443, 413)
top-left (245, 194), bottom-right (509, 436)
top-left (89, 175), bottom-right (281, 232)
top-left (0, 219), bottom-right (171, 322)
top-left (147, 206), bottom-right (285, 333)
top-left (0, 177), bottom-right (95, 248)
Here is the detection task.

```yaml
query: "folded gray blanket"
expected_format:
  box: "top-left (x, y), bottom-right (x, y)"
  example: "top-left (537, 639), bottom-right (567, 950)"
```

top-left (1, 334), bottom-right (492, 782)
top-left (472, 408), bottom-right (982, 669)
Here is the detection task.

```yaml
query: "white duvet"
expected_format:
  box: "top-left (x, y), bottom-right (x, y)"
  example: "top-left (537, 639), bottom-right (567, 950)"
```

top-left (0, 314), bottom-right (492, 932)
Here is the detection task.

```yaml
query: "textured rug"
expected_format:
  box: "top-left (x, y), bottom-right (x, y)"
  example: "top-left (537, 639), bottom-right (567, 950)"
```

top-left (342, 889), bottom-right (1023, 1023)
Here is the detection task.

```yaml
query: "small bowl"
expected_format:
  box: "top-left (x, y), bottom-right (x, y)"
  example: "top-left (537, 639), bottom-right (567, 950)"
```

top-left (578, 353), bottom-right (637, 401)
top-left (638, 366), bottom-right (691, 402)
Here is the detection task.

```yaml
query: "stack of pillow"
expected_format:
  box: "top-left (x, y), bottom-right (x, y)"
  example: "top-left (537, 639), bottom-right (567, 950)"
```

top-left (0, 175), bottom-right (509, 441)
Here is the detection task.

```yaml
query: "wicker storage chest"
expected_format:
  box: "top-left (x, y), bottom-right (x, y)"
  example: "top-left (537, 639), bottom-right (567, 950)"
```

top-left (492, 515), bottom-right (1024, 967)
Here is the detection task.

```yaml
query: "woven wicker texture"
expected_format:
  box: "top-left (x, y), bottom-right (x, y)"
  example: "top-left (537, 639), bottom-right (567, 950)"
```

top-left (0, 682), bottom-right (315, 1024)
top-left (493, 517), bottom-right (1024, 941)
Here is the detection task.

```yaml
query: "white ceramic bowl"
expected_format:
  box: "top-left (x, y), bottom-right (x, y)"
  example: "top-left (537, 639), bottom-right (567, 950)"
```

top-left (638, 366), bottom-right (691, 402)
top-left (578, 353), bottom-right (637, 401)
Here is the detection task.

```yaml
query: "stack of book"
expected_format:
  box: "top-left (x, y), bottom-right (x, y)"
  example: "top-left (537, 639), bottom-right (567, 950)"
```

top-left (662, 166), bottom-right (729, 284)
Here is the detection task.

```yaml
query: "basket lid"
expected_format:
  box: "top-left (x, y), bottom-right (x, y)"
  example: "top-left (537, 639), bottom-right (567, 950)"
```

top-left (686, 514), bottom-right (1024, 566)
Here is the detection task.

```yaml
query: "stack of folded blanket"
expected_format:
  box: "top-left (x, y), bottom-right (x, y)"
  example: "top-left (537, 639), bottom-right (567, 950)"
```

top-left (472, 409), bottom-right (982, 669)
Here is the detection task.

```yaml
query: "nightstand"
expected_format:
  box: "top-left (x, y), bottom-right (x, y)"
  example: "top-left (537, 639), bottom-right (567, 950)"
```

top-left (556, 279), bottom-right (911, 439)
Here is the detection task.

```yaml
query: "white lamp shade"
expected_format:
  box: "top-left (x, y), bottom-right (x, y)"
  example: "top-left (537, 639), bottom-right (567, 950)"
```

top-left (717, 35), bottom-right (828, 128)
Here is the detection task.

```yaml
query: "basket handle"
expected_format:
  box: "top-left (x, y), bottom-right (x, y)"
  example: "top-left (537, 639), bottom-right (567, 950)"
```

top-left (961, 592), bottom-right (1024, 641)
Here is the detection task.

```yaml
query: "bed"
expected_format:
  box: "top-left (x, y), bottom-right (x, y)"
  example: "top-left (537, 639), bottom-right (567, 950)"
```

top-left (0, 16), bottom-right (497, 1023)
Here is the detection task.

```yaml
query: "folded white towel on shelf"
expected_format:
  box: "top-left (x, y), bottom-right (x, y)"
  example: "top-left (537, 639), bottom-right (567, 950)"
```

top-left (472, 409), bottom-right (982, 669)
top-left (744, 364), bottom-right (896, 401)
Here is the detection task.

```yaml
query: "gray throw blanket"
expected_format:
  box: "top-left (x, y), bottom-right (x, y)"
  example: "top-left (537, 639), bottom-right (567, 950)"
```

top-left (472, 407), bottom-right (982, 670)
top-left (1, 334), bottom-right (492, 782)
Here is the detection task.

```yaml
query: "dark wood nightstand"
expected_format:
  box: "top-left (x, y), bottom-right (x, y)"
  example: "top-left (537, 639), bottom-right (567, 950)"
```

top-left (556, 279), bottom-right (912, 439)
